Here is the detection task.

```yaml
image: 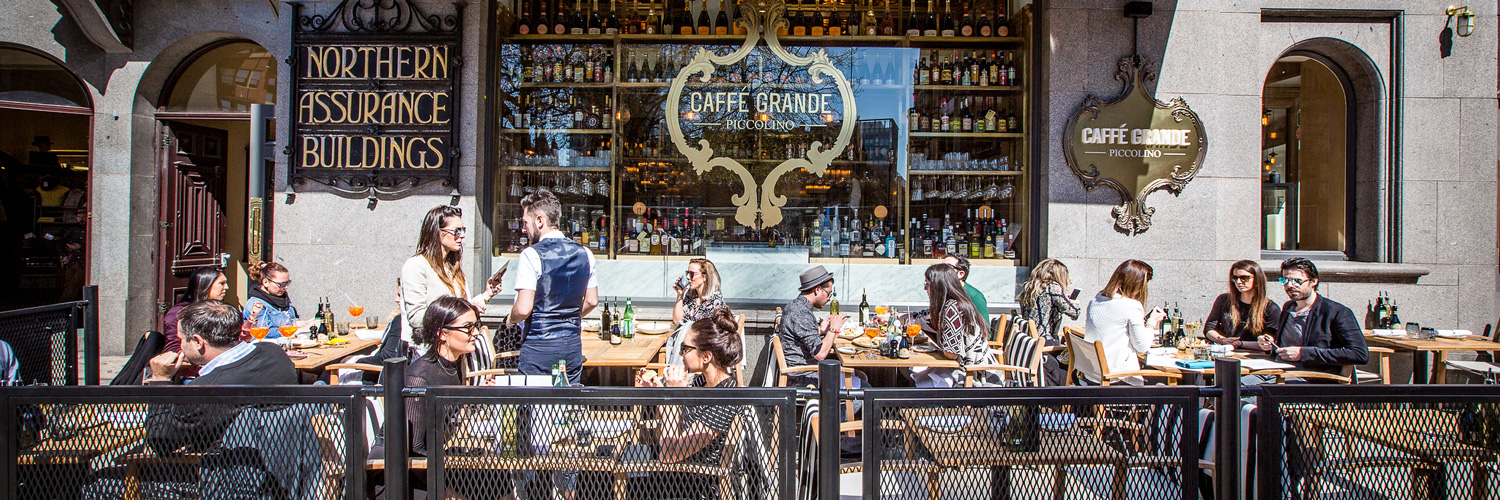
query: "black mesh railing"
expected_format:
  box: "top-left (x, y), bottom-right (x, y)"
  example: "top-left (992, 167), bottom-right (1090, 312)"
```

top-left (856, 386), bottom-right (1202, 500)
top-left (0, 286), bottom-right (99, 386)
top-left (1, 384), bottom-right (367, 500)
top-left (1255, 384), bottom-right (1500, 500)
top-left (421, 386), bottom-right (799, 500)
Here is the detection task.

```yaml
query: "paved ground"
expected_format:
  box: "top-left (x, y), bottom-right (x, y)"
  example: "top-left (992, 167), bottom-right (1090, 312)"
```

top-left (96, 355), bottom-right (127, 383)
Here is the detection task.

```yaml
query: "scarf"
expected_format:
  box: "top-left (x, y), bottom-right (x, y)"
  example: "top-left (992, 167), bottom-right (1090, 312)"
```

top-left (248, 282), bottom-right (292, 311)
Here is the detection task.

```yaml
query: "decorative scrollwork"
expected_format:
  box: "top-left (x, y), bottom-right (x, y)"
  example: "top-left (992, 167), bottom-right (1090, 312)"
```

top-left (664, 0), bottom-right (858, 229)
top-left (294, 0), bottom-right (459, 34)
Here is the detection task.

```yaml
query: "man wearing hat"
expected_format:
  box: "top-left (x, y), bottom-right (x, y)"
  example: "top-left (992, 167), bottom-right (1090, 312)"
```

top-left (29, 136), bottom-right (58, 166)
top-left (776, 265), bottom-right (849, 386)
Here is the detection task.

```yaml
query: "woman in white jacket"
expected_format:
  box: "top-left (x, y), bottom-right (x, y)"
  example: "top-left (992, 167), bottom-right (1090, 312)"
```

top-left (401, 205), bottom-right (501, 353)
top-left (1082, 260), bottom-right (1166, 385)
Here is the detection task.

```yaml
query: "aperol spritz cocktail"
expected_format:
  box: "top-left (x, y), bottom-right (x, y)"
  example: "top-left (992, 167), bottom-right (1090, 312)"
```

top-left (348, 306), bottom-right (364, 319)
top-left (249, 327), bottom-right (270, 341)
top-left (906, 323), bottom-right (922, 341)
top-left (874, 306), bottom-right (889, 316)
top-left (277, 325), bottom-right (298, 338)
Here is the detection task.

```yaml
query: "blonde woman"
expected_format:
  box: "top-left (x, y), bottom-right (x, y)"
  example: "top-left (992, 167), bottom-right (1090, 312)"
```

top-left (672, 258), bottom-right (726, 325)
top-left (1018, 258), bottom-right (1080, 344)
top-left (401, 206), bottom-right (501, 352)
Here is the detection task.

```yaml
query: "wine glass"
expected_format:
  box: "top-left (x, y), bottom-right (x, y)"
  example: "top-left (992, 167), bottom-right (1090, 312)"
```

top-left (250, 326), bottom-right (270, 342)
top-left (348, 305), bottom-right (364, 320)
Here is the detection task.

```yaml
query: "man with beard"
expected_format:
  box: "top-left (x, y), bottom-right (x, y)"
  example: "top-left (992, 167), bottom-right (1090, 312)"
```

top-left (1257, 257), bottom-right (1368, 376)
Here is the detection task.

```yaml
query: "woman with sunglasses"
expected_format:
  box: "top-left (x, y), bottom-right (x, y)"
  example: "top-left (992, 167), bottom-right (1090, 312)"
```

top-left (1204, 260), bottom-right (1280, 351)
top-left (402, 205), bottom-right (502, 354)
top-left (405, 296), bottom-right (482, 457)
top-left (637, 308), bottom-right (746, 467)
top-left (672, 258), bottom-right (726, 325)
top-left (243, 261), bottom-right (297, 336)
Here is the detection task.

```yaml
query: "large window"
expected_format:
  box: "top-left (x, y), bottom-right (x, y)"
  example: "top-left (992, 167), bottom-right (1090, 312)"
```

top-left (1262, 55), bottom-right (1348, 254)
top-left (162, 42), bottom-right (278, 113)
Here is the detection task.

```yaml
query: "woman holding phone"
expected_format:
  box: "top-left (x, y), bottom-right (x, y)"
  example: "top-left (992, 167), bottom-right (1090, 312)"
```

top-left (401, 205), bottom-right (504, 354)
top-left (672, 258), bottom-right (725, 325)
top-left (1018, 258), bottom-right (1081, 344)
top-left (1082, 260), bottom-right (1167, 386)
top-left (1204, 260), bottom-right (1280, 351)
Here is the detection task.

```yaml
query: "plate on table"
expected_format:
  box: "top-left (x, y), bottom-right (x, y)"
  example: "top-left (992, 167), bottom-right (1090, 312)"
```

top-left (635, 322), bottom-right (672, 335)
top-left (837, 326), bottom-right (863, 340)
top-left (837, 346), bottom-right (857, 355)
top-left (288, 339), bottom-right (318, 349)
top-left (285, 351), bottom-right (311, 360)
top-left (1438, 330), bottom-right (1474, 339)
top-left (582, 320), bottom-right (601, 332)
top-left (911, 344), bottom-right (938, 353)
top-left (851, 337), bottom-right (877, 349)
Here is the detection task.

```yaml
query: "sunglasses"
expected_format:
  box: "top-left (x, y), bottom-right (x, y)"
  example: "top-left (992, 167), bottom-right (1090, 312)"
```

top-left (1277, 277), bottom-right (1310, 286)
top-left (442, 322), bottom-right (478, 335)
top-left (679, 343), bottom-right (700, 355)
top-left (267, 278), bottom-right (292, 288)
top-left (440, 227), bottom-right (467, 237)
top-left (1230, 275), bottom-right (1254, 283)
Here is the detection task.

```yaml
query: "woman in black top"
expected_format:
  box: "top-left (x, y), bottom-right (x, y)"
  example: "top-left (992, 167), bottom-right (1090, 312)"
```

top-left (638, 308), bottom-right (745, 464)
top-left (405, 296), bottom-right (480, 456)
top-left (1205, 260), bottom-right (1281, 350)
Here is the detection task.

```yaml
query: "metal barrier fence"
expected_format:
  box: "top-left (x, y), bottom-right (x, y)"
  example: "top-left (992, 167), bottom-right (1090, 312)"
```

top-left (0, 286), bottom-right (99, 386)
top-left (1253, 384), bottom-right (1500, 500)
top-left (0, 384), bottom-right (367, 500)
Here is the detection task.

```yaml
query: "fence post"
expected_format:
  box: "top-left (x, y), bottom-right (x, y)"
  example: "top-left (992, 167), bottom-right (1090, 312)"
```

top-left (383, 357), bottom-right (408, 500)
top-left (1, 388), bottom-right (13, 500)
top-left (82, 285), bottom-right (99, 385)
top-left (1214, 358), bottom-right (1241, 500)
top-left (818, 359), bottom-right (840, 500)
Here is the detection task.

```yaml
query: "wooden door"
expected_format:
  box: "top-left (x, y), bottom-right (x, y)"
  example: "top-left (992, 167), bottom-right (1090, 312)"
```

top-left (155, 121), bottom-right (228, 327)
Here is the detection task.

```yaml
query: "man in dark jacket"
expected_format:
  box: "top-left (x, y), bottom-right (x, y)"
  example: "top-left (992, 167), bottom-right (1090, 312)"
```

top-left (143, 300), bottom-right (298, 455)
top-left (1257, 258), bottom-right (1368, 376)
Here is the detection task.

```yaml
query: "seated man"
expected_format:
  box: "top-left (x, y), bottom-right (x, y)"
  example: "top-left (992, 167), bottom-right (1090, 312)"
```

top-left (0, 339), bottom-right (17, 385)
top-left (144, 299), bottom-right (298, 455)
top-left (777, 266), bottom-right (847, 386)
top-left (1258, 258), bottom-right (1368, 377)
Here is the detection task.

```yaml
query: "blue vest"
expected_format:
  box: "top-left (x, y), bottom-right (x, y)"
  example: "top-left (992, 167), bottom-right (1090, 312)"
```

top-left (523, 237), bottom-right (592, 341)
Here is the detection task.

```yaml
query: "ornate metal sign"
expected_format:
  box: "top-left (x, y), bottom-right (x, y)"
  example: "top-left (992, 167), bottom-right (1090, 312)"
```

top-left (665, 1), bottom-right (856, 229)
top-left (286, 0), bottom-right (464, 195)
top-left (1063, 56), bottom-right (1207, 234)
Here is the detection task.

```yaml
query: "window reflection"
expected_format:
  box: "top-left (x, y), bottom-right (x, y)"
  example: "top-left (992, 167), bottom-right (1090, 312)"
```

top-left (164, 42), bottom-right (277, 113)
top-left (0, 47), bottom-right (90, 108)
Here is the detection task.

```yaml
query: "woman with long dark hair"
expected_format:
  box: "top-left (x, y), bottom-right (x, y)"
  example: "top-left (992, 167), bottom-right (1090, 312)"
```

top-left (162, 265), bottom-right (229, 355)
top-left (401, 205), bottom-right (501, 353)
top-left (405, 296), bottom-right (481, 456)
top-left (916, 264), bottom-right (1001, 387)
top-left (1204, 260), bottom-right (1280, 351)
top-left (1082, 260), bottom-right (1167, 385)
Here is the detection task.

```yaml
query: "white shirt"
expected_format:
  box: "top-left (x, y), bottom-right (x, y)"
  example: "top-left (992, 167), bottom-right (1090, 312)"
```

top-left (513, 230), bottom-right (598, 291)
top-left (1083, 293), bottom-right (1153, 385)
top-left (197, 341), bottom-right (257, 378)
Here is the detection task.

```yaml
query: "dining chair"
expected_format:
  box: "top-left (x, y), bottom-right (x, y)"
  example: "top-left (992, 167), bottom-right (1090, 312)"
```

top-left (965, 319), bottom-right (1045, 387)
top-left (1063, 327), bottom-right (1182, 386)
top-left (1273, 346), bottom-right (1393, 385)
top-left (801, 399), bottom-right (938, 500)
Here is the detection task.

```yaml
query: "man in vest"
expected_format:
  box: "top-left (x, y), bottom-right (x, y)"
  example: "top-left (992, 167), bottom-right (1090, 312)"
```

top-left (504, 188), bottom-right (598, 385)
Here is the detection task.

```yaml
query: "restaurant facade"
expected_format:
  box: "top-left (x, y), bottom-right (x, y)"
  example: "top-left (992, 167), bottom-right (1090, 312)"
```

top-left (0, 0), bottom-right (1493, 355)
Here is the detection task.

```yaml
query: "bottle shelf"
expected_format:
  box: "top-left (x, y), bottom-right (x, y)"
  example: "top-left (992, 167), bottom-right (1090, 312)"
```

top-left (912, 85), bottom-right (1023, 92)
top-left (504, 33), bottom-right (1028, 48)
top-left (907, 35), bottom-right (1024, 46)
top-left (511, 34), bottom-right (616, 43)
top-left (909, 132), bottom-right (1023, 138)
top-left (499, 128), bottom-right (615, 134)
top-left (622, 157), bottom-right (894, 166)
top-left (910, 170), bottom-right (1023, 176)
top-left (501, 165), bottom-right (614, 172)
top-left (518, 82), bottom-right (616, 89)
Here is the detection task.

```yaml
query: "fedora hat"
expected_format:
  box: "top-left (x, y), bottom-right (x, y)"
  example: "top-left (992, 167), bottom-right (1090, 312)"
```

top-left (798, 265), bottom-right (834, 292)
top-left (31, 136), bottom-right (52, 146)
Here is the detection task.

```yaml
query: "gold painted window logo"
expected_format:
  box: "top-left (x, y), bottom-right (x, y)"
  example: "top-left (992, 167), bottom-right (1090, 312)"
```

top-left (665, 1), bottom-right (856, 229)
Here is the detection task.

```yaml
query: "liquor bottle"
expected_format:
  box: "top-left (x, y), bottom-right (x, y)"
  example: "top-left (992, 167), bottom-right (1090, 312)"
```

top-left (314, 299), bottom-right (326, 332)
top-left (610, 302), bottom-right (623, 344)
top-left (960, 4), bottom-right (974, 36)
top-left (978, 7), bottom-right (992, 36)
top-left (1006, 107), bottom-right (1018, 132)
top-left (518, 0), bottom-right (533, 34)
top-left (969, 51), bottom-right (981, 86)
top-left (859, 289), bottom-right (871, 325)
top-left (600, 300), bottom-right (612, 341)
top-left (535, 0), bottom-right (551, 33)
top-left (553, 0), bottom-right (567, 35)
top-left (905, 0), bottom-right (921, 36)
top-left (830, 289), bottom-right (840, 316)
top-left (587, 0), bottom-right (601, 34)
top-left (928, 51), bottom-right (941, 84)
top-left (885, 230), bottom-right (897, 259)
top-left (715, 0), bottom-right (730, 34)
top-left (810, 217), bottom-right (823, 256)
top-left (678, 0), bottom-right (694, 34)
top-left (622, 298), bottom-right (636, 338)
top-left (324, 297), bottom-right (337, 335)
top-left (923, 0), bottom-right (938, 36)
top-left (939, 0), bottom-right (955, 36)
top-left (697, 0), bottom-right (712, 34)
top-left (1006, 51), bottom-right (1017, 84)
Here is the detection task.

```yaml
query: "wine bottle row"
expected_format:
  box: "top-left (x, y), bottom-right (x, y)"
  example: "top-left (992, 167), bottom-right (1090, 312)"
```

top-left (908, 211), bottom-right (1019, 260)
top-left (908, 96), bottom-right (1019, 133)
top-left (505, 94), bottom-right (615, 130)
top-left (514, 0), bottom-right (1013, 39)
top-left (915, 50), bottom-right (1020, 87)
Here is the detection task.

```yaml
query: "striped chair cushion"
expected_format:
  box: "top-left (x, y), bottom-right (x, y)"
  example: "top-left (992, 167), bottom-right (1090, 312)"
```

top-left (1003, 325), bottom-right (1039, 386)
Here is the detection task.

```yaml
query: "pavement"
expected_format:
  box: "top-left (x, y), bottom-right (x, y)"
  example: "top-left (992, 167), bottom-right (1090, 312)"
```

top-left (96, 355), bottom-right (128, 383)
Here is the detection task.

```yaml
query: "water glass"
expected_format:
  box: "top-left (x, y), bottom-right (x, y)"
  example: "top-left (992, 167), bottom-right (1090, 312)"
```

top-left (367, 316), bottom-right (379, 330)
top-left (337, 322), bottom-right (350, 337)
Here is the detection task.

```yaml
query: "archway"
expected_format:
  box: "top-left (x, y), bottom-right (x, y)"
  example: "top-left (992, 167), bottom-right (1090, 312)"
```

top-left (0, 44), bottom-right (94, 310)
top-left (153, 40), bottom-right (277, 321)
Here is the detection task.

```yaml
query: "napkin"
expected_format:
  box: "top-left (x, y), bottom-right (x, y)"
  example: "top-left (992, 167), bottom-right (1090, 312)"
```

top-left (1175, 360), bottom-right (1215, 370)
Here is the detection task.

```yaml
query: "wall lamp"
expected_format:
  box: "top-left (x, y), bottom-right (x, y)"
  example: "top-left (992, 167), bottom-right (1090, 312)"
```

top-left (1448, 5), bottom-right (1476, 37)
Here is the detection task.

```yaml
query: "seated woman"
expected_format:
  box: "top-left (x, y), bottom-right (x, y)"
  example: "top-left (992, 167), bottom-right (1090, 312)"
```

top-left (638, 308), bottom-right (745, 464)
top-left (667, 258), bottom-right (727, 365)
top-left (243, 261), bottom-right (297, 336)
top-left (1082, 260), bottom-right (1167, 386)
top-left (405, 296), bottom-right (480, 457)
top-left (915, 264), bottom-right (1002, 388)
top-left (1204, 260), bottom-right (1281, 351)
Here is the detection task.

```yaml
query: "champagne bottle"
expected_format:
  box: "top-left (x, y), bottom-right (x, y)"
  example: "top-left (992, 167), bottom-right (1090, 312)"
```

top-left (793, 0), bottom-right (808, 36)
top-left (696, 0), bottom-right (711, 35)
top-left (518, 0), bottom-right (533, 34)
top-left (923, 0), bottom-right (938, 36)
top-left (552, 0), bottom-right (567, 35)
top-left (715, 0), bottom-right (730, 34)
top-left (679, 0), bottom-right (694, 34)
top-left (939, 0), bottom-right (955, 36)
top-left (959, 3), bottom-right (974, 36)
top-left (587, 0), bottom-right (601, 34)
top-left (905, 0), bottom-right (921, 36)
top-left (606, 0), bottom-right (619, 33)
top-left (535, 0), bottom-right (551, 33)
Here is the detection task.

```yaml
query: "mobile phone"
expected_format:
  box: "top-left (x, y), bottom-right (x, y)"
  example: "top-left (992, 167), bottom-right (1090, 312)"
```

top-left (487, 265), bottom-right (507, 288)
top-left (1069, 289), bottom-right (1081, 300)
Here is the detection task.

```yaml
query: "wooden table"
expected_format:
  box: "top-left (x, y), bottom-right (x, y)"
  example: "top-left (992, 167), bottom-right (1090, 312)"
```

top-left (285, 338), bottom-right (380, 372)
top-left (832, 337), bottom-right (959, 369)
top-left (580, 333), bottom-right (670, 368)
top-left (1146, 349), bottom-right (1292, 384)
top-left (1364, 331), bottom-right (1500, 384)
top-left (1286, 406), bottom-right (1497, 499)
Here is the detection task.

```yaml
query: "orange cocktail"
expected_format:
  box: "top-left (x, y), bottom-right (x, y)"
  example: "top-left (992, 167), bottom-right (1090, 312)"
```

top-left (277, 325), bottom-right (298, 338)
top-left (348, 306), bottom-right (364, 318)
top-left (874, 306), bottom-right (889, 316)
top-left (249, 327), bottom-right (269, 341)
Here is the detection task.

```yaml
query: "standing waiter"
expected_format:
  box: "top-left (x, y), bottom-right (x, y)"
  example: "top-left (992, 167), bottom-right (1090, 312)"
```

top-left (504, 188), bottom-right (599, 385)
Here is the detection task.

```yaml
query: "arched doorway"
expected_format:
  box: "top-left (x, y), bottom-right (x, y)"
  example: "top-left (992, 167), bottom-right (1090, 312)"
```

top-left (1262, 53), bottom-right (1354, 256)
top-left (0, 44), bottom-right (94, 310)
top-left (154, 41), bottom-right (276, 319)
